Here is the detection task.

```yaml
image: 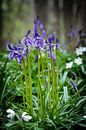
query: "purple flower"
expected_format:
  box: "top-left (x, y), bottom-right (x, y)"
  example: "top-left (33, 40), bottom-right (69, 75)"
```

top-left (25, 37), bottom-right (33, 46)
top-left (8, 44), bottom-right (27, 64)
top-left (69, 25), bottom-right (76, 38)
top-left (25, 30), bottom-right (30, 36)
top-left (56, 38), bottom-right (58, 43)
top-left (17, 55), bottom-right (23, 64)
top-left (42, 29), bottom-right (46, 37)
top-left (48, 51), bottom-right (50, 58)
top-left (40, 23), bottom-right (43, 29)
top-left (52, 52), bottom-right (56, 61)
top-left (33, 31), bottom-right (45, 51)
top-left (17, 43), bottom-right (24, 50)
top-left (35, 54), bottom-right (38, 61)
top-left (48, 51), bottom-right (56, 61)
top-left (70, 31), bottom-right (76, 38)
top-left (48, 33), bottom-right (55, 44)
top-left (21, 30), bottom-right (33, 52)
top-left (70, 80), bottom-right (77, 91)
top-left (34, 16), bottom-right (46, 39)
top-left (8, 16), bottom-right (62, 64)
top-left (55, 43), bottom-right (62, 52)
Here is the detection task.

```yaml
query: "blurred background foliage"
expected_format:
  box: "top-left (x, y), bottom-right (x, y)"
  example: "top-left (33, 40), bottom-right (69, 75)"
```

top-left (0, 0), bottom-right (86, 52)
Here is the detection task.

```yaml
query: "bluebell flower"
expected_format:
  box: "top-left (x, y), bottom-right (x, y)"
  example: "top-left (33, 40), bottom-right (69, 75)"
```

top-left (70, 30), bottom-right (76, 38)
top-left (35, 54), bottom-right (38, 61)
top-left (25, 30), bottom-right (30, 37)
top-left (48, 51), bottom-right (50, 58)
top-left (34, 16), bottom-right (46, 39)
top-left (8, 16), bottom-right (62, 64)
top-left (52, 52), bottom-right (56, 61)
top-left (69, 25), bottom-right (76, 38)
top-left (48, 51), bottom-right (56, 61)
top-left (17, 55), bottom-right (23, 64)
top-left (42, 29), bottom-right (46, 37)
top-left (56, 38), bottom-right (58, 43)
top-left (70, 79), bottom-right (77, 91)
top-left (17, 43), bottom-right (24, 50)
top-left (48, 33), bottom-right (55, 44)
top-left (8, 43), bottom-right (27, 64)
top-left (25, 37), bottom-right (33, 47)
top-left (55, 43), bottom-right (62, 52)
top-left (40, 23), bottom-right (43, 29)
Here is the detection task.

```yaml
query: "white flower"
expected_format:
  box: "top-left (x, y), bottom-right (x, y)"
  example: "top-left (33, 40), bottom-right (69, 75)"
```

top-left (83, 115), bottom-right (86, 119)
top-left (75, 47), bottom-right (83, 56)
top-left (22, 112), bottom-right (32, 122)
top-left (6, 109), bottom-right (16, 119)
top-left (82, 47), bottom-right (86, 52)
top-left (66, 61), bottom-right (73, 69)
top-left (74, 57), bottom-right (82, 65)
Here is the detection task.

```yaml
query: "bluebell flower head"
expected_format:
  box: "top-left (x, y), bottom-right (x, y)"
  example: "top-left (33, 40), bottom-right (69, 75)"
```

top-left (42, 29), bottom-right (46, 37)
top-left (70, 80), bottom-right (77, 91)
top-left (25, 30), bottom-right (30, 37)
top-left (52, 52), bottom-right (56, 62)
top-left (56, 38), bottom-right (59, 42)
top-left (69, 25), bottom-right (76, 38)
top-left (34, 16), bottom-right (46, 39)
top-left (48, 33), bottom-right (55, 44)
top-left (35, 54), bottom-right (38, 61)
top-left (8, 16), bottom-right (62, 64)
top-left (8, 43), bottom-right (27, 64)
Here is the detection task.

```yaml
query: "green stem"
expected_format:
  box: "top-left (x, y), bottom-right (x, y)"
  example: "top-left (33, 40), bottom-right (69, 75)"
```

top-left (55, 49), bottom-right (59, 112)
top-left (22, 59), bottom-right (29, 112)
top-left (41, 55), bottom-right (45, 85)
top-left (51, 53), bottom-right (55, 108)
top-left (41, 53), bottom-right (46, 119)
top-left (75, 88), bottom-right (80, 98)
top-left (20, 65), bottom-right (26, 110)
top-left (47, 53), bottom-right (51, 111)
top-left (38, 49), bottom-right (43, 117)
top-left (28, 54), bottom-right (33, 115)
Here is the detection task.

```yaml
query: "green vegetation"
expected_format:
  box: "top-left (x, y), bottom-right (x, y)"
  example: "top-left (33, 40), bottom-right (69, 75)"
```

top-left (0, 45), bottom-right (86, 130)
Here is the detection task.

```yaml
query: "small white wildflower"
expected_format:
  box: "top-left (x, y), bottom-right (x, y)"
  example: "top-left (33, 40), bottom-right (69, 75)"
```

top-left (66, 61), bottom-right (73, 69)
top-left (74, 57), bottom-right (82, 65)
top-left (22, 112), bottom-right (32, 122)
top-left (83, 115), bottom-right (86, 119)
top-left (75, 47), bottom-right (83, 56)
top-left (6, 109), bottom-right (16, 119)
top-left (82, 47), bottom-right (86, 52)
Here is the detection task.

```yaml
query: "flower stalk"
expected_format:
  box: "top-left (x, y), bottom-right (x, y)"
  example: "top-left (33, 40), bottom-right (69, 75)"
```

top-left (20, 67), bottom-right (26, 110)
top-left (37, 49), bottom-right (43, 117)
top-left (7, 16), bottom-right (62, 120)
top-left (28, 54), bottom-right (33, 115)
top-left (22, 59), bottom-right (30, 112)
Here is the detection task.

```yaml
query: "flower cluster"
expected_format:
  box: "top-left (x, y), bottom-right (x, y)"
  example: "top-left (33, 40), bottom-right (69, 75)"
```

top-left (66, 57), bottom-right (82, 69)
top-left (75, 46), bottom-right (86, 56)
top-left (8, 43), bottom-right (28, 64)
top-left (6, 109), bottom-right (32, 122)
top-left (65, 46), bottom-right (86, 69)
top-left (8, 16), bottom-right (62, 63)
